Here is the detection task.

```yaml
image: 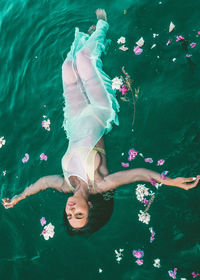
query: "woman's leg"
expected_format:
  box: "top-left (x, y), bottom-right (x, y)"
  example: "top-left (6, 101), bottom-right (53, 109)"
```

top-left (62, 60), bottom-right (89, 118)
top-left (76, 19), bottom-right (111, 109)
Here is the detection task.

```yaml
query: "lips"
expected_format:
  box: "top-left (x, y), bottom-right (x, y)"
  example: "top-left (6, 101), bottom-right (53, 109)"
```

top-left (68, 202), bottom-right (75, 207)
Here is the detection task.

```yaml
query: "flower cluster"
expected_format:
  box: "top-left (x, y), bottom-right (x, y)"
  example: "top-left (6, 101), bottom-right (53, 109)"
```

top-left (132, 249), bottom-right (144, 266)
top-left (40, 219), bottom-right (55, 240)
top-left (40, 153), bottom-right (47, 161)
top-left (136, 184), bottom-right (152, 202)
top-left (138, 210), bottom-right (151, 225)
top-left (42, 118), bottom-right (51, 131)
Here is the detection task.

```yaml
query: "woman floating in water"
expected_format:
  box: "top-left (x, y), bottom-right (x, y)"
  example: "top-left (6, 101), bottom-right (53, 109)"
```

top-left (2, 9), bottom-right (199, 233)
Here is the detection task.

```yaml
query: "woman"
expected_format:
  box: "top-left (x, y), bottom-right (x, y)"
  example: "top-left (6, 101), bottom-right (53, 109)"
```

top-left (2, 9), bottom-right (199, 232)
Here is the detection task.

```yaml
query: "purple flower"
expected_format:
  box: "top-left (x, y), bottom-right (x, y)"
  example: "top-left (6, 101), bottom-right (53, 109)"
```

top-left (176, 35), bottom-right (184, 41)
top-left (119, 85), bottom-right (128, 95)
top-left (142, 198), bottom-right (149, 205)
top-left (168, 268), bottom-right (177, 279)
top-left (144, 158), bottom-right (153, 163)
top-left (157, 159), bottom-right (165, 166)
top-left (22, 153), bottom-right (29, 163)
top-left (161, 170), bottom-right (168, 179)
top-left (150, 178), bottom-right (156, 186)
top-left (121, 162), bottom-right (129, 168)
top-left (190, 42), bottom-right (196, 48)
top-left (128, 149), bottom-right (138, 161)
top-left (40, 217), bottom-right (46, 226)
top-left (133, 46), bottom-right (143, 55)
top-left (132, 249), bottom-right (144, 259)
top-left (135, 259), bottom-right (143, 265)
top-left (166, 39), bottom-right (172, 46)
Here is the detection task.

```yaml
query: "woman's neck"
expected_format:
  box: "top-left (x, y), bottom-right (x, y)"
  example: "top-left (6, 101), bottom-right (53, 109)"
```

top-left (74, 182), bottom-right (89, 200)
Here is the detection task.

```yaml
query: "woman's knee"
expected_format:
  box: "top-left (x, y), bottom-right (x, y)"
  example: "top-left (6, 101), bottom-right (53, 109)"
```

top-left (62, 60), bottom-right (77, 85)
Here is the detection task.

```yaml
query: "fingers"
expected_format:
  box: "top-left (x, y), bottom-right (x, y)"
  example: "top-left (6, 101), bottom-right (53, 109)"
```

top-left (184, 176), bottom-right (200, 190)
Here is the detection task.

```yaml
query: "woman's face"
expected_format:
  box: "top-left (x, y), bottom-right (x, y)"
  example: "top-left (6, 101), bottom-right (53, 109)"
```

top-left (65, 196), bottom-right (89, 229)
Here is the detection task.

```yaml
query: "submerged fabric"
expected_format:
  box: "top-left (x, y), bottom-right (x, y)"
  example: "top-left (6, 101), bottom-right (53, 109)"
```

top-left (61, 19), bottom-right (120, 185)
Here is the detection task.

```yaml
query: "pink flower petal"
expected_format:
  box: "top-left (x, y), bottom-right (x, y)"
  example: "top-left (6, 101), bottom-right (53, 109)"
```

top-left (176, 35), bottom-right (184, 42)
top-left (198, 31), bottom-right (200, 35)
top-left (144, 158), bottom-right (153, 163)
top-left (128, 149), bottom-right (138, 161)
top-left (190, 42), bottom-right (196, 48)
top-left (22, 153), bottom-right (29, 163)
top-left (133, 46), bottom-right (143, 55)
top-left (150, 178), bottom-right (156, 186)
top-left (186, 54), bottom-right (192, 57)
top-left (40, 217), bottom-right (46, 226)
top-left (121, 162), bottom-right (129, 168)
top-left (40, 153), bottom-right (48, 161)
top-left (135, 259), bottom-right (143, 265)
top-left (166, 39), bottom-right (172, 46)
top-left (157, 159), bottom-right (165, 166)
top-left (133, 250), bottom-right (144, 259)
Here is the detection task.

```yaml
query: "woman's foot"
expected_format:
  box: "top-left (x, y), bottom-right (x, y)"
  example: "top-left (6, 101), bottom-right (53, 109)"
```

top-left (96, 8), bottom-right (107, 22)
top-left (88, 25), bottom-right (96, 35)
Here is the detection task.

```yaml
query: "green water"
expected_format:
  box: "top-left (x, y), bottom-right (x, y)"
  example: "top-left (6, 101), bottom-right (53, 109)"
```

top-left (1, 0), bottom-right (200, 279)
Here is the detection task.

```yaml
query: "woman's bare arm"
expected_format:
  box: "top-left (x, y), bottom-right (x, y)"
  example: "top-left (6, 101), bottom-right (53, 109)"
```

top-left (99, 168), bottom-right (200, 192)
top-left (2, 175), bottom-right (69, 209)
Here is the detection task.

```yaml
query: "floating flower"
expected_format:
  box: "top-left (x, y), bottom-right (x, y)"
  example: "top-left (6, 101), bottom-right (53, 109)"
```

top-left (40, 153), bottom-right (47, 161)
top-left (150, 178), bottom-right (157, 186)
top-left (192, 272), bottom-right (200, 278)
top-left (186, 54), bottom-right (192, 57)
top-left (151, 44), bottom-right (156, 49)
top-left (119, 84), bottom-right (128, 95)
top-left (117, 37), bottom-right (126, 44)
top-left (168, 268), bottom-right (178, 279)
top-left (157, 159), bottom-right (165, 166)
top-left (112, 77), bottom-right (123, 90)
top-left (128, 149), bottom-right (138, 161)
top-left (142, 198), bottom-right (149, 205)
top-left (98, 268), bottom-right (103, 273)
top-left (121, 162), bottom-right (129, 168)
top-left (149, 227), bottom-right (156, 243)
top-left (169, 22), bottom-right (175, 32)
top-left (0, 136), bottom-right (6, 148)
top-left (198, 31), bottom-right (200, 35)
top-left (161, 170), bottom-right (168, 179)
top-left (166, 40), bottom-right (172, 46)
top-left (42, 119), bottom-right (51, 131)
top-left (40, 217), bottom-right (46, 226)
top-left (172, 58), bottom-right (176, 62)
top-left (136, 184), bottom-right (150, 201)
top-left (3, 170), bottom-right (6, 176)
top-left (190, 42), bottom-right (196, 48)
top-left (136, 37), bottom-right (144, 47)
top-left (41, 223), bottom-right (55, 240)
top-left (133, 46), bottom-right (143, 55)
top-left (144, 158), bottom-right (153, 163)
top-left (138, 210), bottom-right (151, 224)
top-left (153, 33), bottom-right (159, 38)
top-left (176, 36), bottom-right (184, 41)
top-left (132, 249), bottom-right (144, 259)
top-left (22, 153), bottom-right (29, 163)
top-left (115, 249), bottom-right (124, 263)
top-left (135, 259), bottom-right (143, 265)
top-left (153, 258), bottom-right (161, 268)
top-left (119, 45), bottom-right (128, 51)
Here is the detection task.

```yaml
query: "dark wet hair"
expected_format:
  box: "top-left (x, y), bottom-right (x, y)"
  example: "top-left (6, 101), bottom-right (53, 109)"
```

top-left (63, 191), bottom-right (114, 235)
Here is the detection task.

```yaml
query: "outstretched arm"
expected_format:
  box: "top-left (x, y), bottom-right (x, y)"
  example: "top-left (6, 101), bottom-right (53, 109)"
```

top-left (99, 168), bottom-right (200, 192)
top-left (2, 175), bottom-right (66, 209)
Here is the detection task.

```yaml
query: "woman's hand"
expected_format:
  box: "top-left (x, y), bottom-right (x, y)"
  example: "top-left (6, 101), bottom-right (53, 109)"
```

top-left (172, 176), bottom-right (200, 190)
top-left (2, 196), bottom-right (18, 209)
